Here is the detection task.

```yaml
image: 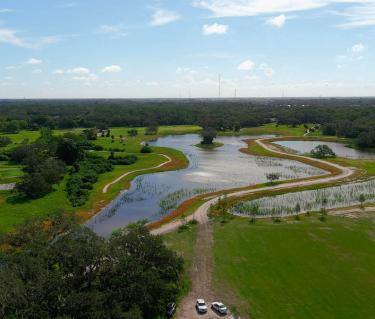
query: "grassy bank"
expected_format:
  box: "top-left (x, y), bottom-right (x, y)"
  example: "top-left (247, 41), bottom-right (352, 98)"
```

top-left (0, 126), bottom-right (192, 232)
top-left (163, 225), bottom-right (198, 300)
top-left (213, 216), bottom-right (375, 319)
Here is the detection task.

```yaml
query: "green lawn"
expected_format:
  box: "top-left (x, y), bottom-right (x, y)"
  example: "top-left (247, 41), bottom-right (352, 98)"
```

top-left (240, 123), bottom-right (317, 137)
top-left (0, 162), bottom-right (23, 183)
top-left (213, 216), bottom-right (375, 319)
top-left (0, 126), bottom-right (192, 232)
top-left (163, 225), bottom-right (198, 299)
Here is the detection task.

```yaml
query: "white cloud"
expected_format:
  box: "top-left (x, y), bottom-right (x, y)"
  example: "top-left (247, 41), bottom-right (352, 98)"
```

top-left (98, 24), bottom-right (128, 37)
top-left (53, 69), bottom-right (65, 75)
top-left (336, 2), bottom-right (375, 28)
top-left (72, 74), bottom-right (98, 82)
top-left (5, 65), bottom-right (20, 70)
top-left (150, 9), bottom-right (181, 26)
top-left (267, 14), bottom-right (286, 28)
top-left (27, 58), bottom-right (43, 65)
top-left (0, 28), bottom-right (26, 47)
top-left (0, 28), bottom-right (67, 48)
top-left (0, 9), bottom-right (14, 13)
top-left (67, 67), bottom-right (90, 74)
top-left (193, 0), bottom-right (329, 17)
top-left (351, 43), bottom-right (365, 53)
top-left (202, 23), bottom-right (229, 35)
top-left (194, 0), bottom-right (375, 28)
top-left (101, 65), bottom-right (122, 73)
top-left (237, 59), bottom-right (255, 71)
top-left (176, 67), bottom-right (197, 75)
top-left (259, 63), bottom-right (275, 76)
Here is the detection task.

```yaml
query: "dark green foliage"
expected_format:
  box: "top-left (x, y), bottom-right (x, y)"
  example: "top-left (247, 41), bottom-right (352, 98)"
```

top-left (266, 173), bottom-right (280, 184)
top-left (128, 128), bottom-right (138, 136)
top-left (0, 136), bottom-right (12, 147)
top-left (145, 124), bottom-right (158, 135)
top-left (200, 127), bottom-right (217, 145)
top-left (0, 215), bottom-right (183, 319)
top-left (66, 155), bottom-right (113, 206)
top-left (9, 144), bottom-right (33, 164)
top-left (356, 129), bottom-right (375, 148)
top-left (56, 137), bottom-right (84, 165)
top-left (310, 144), bottom-right (336, 159)
top-left (0, 153), bottom-right (9, 161)
top-left (140, 145), bottom-right (152, 153)
top-left (82, 128), bottom-right (98, 140)
top-left (108, 154), bottom-right (138, 165)
top-left (16, 158), bottom-right (65, 198)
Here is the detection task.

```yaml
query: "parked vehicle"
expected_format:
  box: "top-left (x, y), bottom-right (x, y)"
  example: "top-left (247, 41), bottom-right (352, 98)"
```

top-left (166, 303), bottom-right (176, 317)
top-left (196, 299), bottom-right (208, 313)
top-left (211, 301), bottom-right (228, 315)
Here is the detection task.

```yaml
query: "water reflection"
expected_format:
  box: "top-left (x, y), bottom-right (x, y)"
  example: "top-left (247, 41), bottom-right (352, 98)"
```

top-left (87, 134), bottom-right (326, 236)
top-left (274, 140), bottom-right (375, 159)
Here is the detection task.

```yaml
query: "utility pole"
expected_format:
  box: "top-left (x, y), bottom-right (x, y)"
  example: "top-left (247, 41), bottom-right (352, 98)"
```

top-left (218, 73), bottom-right (221, 98)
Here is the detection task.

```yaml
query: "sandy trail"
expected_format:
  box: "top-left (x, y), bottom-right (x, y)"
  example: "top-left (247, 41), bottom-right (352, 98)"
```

top-left (102, 154), bottom-right (172, 193)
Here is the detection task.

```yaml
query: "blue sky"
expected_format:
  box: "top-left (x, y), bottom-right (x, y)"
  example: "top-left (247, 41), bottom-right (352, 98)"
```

top-left (0, 0), bottom-right (374, 98)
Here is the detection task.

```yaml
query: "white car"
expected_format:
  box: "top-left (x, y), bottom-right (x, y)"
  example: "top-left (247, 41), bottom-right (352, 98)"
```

top-left (196, 299), bottom-right (208, 313)
top-left (211, 301), bottom-right (228, 315)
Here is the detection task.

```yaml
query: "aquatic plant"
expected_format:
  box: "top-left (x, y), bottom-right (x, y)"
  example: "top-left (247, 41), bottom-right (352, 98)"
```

top-left (233, 179), bottom-right (375, 217)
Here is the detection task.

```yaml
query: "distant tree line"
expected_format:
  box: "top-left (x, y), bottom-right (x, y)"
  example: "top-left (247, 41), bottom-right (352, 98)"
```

top-left (0, 98), bottom-right (374, 147)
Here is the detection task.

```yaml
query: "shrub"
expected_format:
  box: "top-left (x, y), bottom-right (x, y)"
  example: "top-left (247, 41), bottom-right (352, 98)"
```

top-left (0, 136), bottom-right (12, 147)
top-left (0, 154), bottom-right (9, 161)
top-left (140, 145), bottom-right (152, 153)
top-left (310, 144), bottom-right (336, 159)
top-left (109, 154), bottom-right (138, 165)
top-left (66, 155), bottom-right (113, 206)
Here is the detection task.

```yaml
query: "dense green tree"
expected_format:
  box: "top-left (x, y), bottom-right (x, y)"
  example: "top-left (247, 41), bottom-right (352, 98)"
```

top-left (0, 136), bottom-right (12, 147)
top-left (0, 215), bottom-right (183, 319)
top-left (310, 144), bottom-right (336, 158)
top-left (200, 127), bottom-right (217, 145)
top-left (56, 138), bottom-right (83, 165)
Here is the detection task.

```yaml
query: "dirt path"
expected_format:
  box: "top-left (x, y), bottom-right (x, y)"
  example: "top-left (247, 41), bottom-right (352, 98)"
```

top-left (0, 183), bottom-right (15, 191)
top-left (102, 154), bottom-right (172, 193)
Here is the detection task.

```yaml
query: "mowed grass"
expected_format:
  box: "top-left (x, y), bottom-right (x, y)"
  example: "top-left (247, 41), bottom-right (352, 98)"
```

top-left (0, 126), bottom-right (192, 232)
top-left (163, 225), bottom-right (198, 298)
top-left (240, 123), bottom-right (317, 137)
top-left (0, 162), bottom-right (23, 183)
top-left (213, 216), bottom-right (375, 319)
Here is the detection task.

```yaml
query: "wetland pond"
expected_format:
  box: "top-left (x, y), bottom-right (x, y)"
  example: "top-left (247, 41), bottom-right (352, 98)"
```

top-left (88, 134), bottom-right (326, 236)
top-left (274, 140), bottom-right (375, 159)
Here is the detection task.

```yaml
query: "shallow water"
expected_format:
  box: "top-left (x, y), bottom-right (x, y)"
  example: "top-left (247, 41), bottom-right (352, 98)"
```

top-left (274, 140), bottom-right (375, 159)
top-left (87, 134), bottom-right (326, 236)
top-left (234, 179), bottom-right (375, 217)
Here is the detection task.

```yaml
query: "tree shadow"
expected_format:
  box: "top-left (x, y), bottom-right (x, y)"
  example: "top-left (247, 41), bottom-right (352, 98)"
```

top-left (6, 193), bottom-right (32, 205)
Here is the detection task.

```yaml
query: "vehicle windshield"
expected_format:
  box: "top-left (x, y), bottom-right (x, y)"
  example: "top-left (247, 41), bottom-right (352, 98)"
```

top-left (198, 302), bottom-right (205, 306)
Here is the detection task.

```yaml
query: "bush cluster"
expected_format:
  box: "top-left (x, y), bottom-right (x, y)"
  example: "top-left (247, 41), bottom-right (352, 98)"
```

top-left (66, 155), bottom-right (113, 206)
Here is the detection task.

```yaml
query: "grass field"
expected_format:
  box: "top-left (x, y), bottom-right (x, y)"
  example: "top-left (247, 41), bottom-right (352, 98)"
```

top-left (0, 126), bottom-right (193, 232)
top-left (239, 123), bottom-right (319, 137)
top-left (213, 216), bottom-right (375, 319)
top-left (163, 225), bottom-right (198, 299)
top-left (0, 162), bottom-right (23, 184)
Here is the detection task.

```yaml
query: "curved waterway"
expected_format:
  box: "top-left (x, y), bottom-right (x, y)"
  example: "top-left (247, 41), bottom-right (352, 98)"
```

top-left (87, 134), bottom-right (326, 236)
top-left (274, 140), bottom-right (375, 159)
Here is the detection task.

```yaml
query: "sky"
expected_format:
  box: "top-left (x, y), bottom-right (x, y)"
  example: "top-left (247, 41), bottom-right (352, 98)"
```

top-left (0, 0), bottom-right (374, 98)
